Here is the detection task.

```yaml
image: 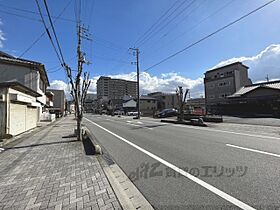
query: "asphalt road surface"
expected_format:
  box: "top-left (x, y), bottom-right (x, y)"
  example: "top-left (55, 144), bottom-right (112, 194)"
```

top-left (84, 114), bottom-right (280, 210)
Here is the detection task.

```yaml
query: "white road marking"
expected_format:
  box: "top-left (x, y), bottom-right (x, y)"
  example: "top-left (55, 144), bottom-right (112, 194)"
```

top-left (172, 124), bottom-right (280, 140)
top-left (84, 118), bottom-right (255, 210)
top-left (226, 144), bottom-right (280, 158)
top-left (0, 148), bottom-right (4, 151)
top-left (126, 122), bottom-right (153, 130)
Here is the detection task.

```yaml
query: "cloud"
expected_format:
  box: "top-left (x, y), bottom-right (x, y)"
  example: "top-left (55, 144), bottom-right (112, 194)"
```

top-left (0, 19), bottom-right (6, 48)
top-left (49, 73), bottom-right (204, 100)
top-left (49, 80), bottom-right (72, 99)
top-left (212, 44), bottom-right (280, 82)
top-left (100, 72), bottom-right (204, 97)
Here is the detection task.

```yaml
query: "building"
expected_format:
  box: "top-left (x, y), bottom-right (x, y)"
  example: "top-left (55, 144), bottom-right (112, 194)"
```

top-left (84, 93), bottom-right (97, 113)
top-left (0, 51), bottom-right (50, 118)
top-left (140, 96), bottom-right (158, 116)
top-left (97, 76), bottom-right (137, 100)
top-left (148, 92), bottom-right (179, 110)
top-left (0, 81), bottom-right (41, 138)
top-left (186, 98), bottom-right (206, 115)
top-left (47, 89), bottom-right (66, 117)
top-left (225, 80), bottom-right (280, 116)
top-left (204, 62), bottom-right (252, 114)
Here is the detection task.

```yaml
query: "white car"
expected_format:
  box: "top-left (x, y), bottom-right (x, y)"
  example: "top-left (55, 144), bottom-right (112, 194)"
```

top-left (127, 111), bottom-right (141, 116)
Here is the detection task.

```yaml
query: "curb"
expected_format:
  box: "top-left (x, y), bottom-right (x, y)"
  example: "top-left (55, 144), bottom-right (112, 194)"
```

top-left (161, 119), bottom-right (207, 127)
top-left (82, 125), bottom-right (154, 210)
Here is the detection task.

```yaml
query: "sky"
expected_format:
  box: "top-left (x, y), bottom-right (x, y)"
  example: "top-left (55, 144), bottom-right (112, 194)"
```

top-left (0, 0), bottom-right (280, 98)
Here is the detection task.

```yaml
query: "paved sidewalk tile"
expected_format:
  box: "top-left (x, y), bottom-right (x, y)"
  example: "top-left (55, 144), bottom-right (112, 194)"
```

top-left (0, 116), bottom-right (122, 210)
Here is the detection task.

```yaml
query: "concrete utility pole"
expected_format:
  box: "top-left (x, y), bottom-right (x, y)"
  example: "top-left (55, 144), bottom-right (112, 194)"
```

top-left (130, 48), bottom-right (140, 119)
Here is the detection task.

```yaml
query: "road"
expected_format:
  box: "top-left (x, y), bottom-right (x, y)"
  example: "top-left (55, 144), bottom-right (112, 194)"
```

top-left (83, 114), bottom-right (280, 210)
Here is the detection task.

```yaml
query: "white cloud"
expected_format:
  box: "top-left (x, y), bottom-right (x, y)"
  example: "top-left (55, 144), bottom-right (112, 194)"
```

top-left (102, 72), bottom-right (203, 97)
top-left (212, 44), bottom-right (280, 82)
top-left (49, 44), bottom-right (280, 100)
top-left (49, 73), bottom-right (204, 100)
top-left (49, 80), bottom-right (72, 99)
top-left (0, 19), bottom-right (6, 48)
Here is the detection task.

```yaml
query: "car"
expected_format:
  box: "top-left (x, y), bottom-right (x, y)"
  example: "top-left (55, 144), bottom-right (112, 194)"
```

top-left (127, 111), bottom-right (138, 116)
top-left (114, 110), bottom-right (125, 115)
top-left (156, 108), bottom-right (178, 118)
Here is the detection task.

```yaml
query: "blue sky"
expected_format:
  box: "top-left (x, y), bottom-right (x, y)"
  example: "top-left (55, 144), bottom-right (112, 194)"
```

top-left (0, 0), bottom-right (280, 96)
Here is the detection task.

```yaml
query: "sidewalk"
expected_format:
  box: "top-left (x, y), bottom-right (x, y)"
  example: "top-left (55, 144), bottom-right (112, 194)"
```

top-left (0, 116), bottom-right (121, 210)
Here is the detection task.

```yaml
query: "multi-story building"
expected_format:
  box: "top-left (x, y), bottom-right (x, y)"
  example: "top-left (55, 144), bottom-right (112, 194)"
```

top-left (204, 62), bottom-right (252, 113)
top-left (47, 89), bottom-right (66, 117)
top-left (0, 51), bottom-right (49, 118)
top-left (147, 92), bottom-right (179, 110)
top-left (84, 93), bottom-right (97, 113)
top-left (97, 76), bottom-right (137, 100)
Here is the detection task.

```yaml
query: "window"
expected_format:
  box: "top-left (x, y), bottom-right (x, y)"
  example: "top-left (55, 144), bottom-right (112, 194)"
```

top-left (209, 84), bottom-right (215, 89)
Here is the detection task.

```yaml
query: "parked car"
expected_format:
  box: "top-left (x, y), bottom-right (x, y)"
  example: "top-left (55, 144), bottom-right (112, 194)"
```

top-left (114, 110), bottom-right (125, 115)
top-left (127, 111), bottom-right (142, 116)
top-left (127, 111), bottom-right (137, 116)
top-left (156, 108), bottom-right (178, 118)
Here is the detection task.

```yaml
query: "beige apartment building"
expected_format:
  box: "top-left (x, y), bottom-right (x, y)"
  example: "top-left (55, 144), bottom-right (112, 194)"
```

top-left (204, 62), bottom-right (252, 113)
top-left (97, 76), bottom-right (137, 100)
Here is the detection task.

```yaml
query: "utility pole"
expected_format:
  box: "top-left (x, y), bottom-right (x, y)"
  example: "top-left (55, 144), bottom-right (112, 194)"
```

top-left (130, 48), bottom-right (140, 119)
top-left (74, 23), bottom-right (92, 140)
top-left (266, 74), bottom-right (269, 82)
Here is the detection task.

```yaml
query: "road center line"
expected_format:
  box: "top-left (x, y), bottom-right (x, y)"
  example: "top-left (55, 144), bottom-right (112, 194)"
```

top-left (84, 117), bottom-right (255, 210)
top-left (226, 144), bottom-right (280, 158)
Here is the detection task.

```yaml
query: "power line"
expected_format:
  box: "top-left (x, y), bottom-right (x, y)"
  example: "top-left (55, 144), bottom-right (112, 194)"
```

top-left (48, 66), bottom-right (63, 73)
top-left (43, 0), bottom-right (66, 65)
top-left (143, 0), bottom-right (235, 56)
top-left (144, 0), bottom-right (278, 72)
top-left (35, 0), bottom-right (63, 66)
top-left (0, 3), bottom-right (75, 22)
top-left (138, 0), bottom-right (197, 47)
top-left (133, 0), bottom-right (181, 46)
top-left (0, 9), bottom-right (41, 22)
top-left (18, 0), bottom-right (73, 58)
top-left (138, 0), bottom-right (196, 46)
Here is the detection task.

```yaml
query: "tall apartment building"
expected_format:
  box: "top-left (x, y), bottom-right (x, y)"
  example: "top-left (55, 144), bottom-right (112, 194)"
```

top-left (97, 76), bottom-right (137, 100)
top-left (204, 62), bottom-right (252, 113)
